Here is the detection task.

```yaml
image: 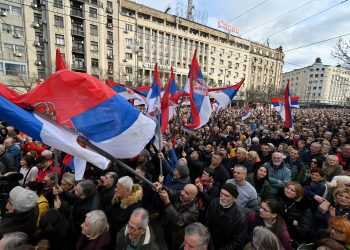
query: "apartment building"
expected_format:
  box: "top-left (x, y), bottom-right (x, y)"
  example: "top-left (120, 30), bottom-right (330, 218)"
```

top-left (0, 0), bottom-right (284, 93)
top-left (282, 57), bottom-right (350, 106)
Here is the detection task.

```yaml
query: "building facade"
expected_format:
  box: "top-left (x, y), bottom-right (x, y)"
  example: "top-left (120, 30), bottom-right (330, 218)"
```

top-left (283, 57), bottom-right (350, 106)
top-left (0, 0), bottom-right (284, 94)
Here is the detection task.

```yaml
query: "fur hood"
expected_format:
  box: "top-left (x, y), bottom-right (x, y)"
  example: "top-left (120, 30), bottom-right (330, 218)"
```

top-left (112, 184), bottom-right (143, 209)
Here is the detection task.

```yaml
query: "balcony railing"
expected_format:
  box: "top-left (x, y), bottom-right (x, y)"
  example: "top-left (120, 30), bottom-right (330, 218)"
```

top-left (71, 8), bottom-right (83, 18)
top-left (72, 46), bottom-right (85, 53)
top-left (71, 63), bottom-right (86, 70)
top-left (72, 29), bottom-right (84, 36)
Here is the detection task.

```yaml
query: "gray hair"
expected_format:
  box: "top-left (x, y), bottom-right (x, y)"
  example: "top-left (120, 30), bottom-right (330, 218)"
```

top-left (184, 222), bottom-right (210, 248)
top-left (106, 172), bottom-right (118, 186)
top-left (252, 226), bottom-right (283, 250)
top-left (85, 210), bottom-right (109, 239)
top-left (130, 207), bottom-right (149, 229)
top-left (236, 147), bottom-right (248, 155)
top-left (78, 179), bottom-right (96, 198)
top-left (1, 232), bottom-right (28, 249)
top-left (118, 176), bottom-right (133, 193)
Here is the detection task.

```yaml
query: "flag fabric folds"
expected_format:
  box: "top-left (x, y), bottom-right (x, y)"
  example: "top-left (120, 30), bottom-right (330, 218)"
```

top-left (241, 101), bottom-right (252, 121)
top-left (183, 49), bottom-right (211, 130)
top-left (106, 80), bottom-right (147, 105)
top-left (55, 49), bottom-right (67, 71)
top-left (208, 79), bottom-right (245, 109)
top-left (0, 95), bottom-right (110, 174)
top-left (62, 154), bottom-right (87, 180)
top-left (271, 96), bottom-right (300, 111)
top-left (161, 68), bottom-right (178, 133)
top-left (0, 69), bottom-right (156, 158)
top-left (284, 81), bottom-right (294, 129)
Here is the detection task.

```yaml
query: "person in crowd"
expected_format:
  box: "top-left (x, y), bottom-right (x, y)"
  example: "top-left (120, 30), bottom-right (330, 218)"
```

top-left (208, 152), bottom-right (229, 188)
top-left (166, 162), bottom-right (191, 191)
top-left (337, 144), bottom-right (350, 173)
top-left (200, 144), bottom-right (213, 167)
top-left (154, 182), bottom-right (198, 250)
top-left (247, 150), bottom-right (262, 169)
top-left (98, 171), bottom-right (118, 215)
top-left (60, 172), bottom-right (76, 193)
top-left (259, 130), bottom-right (271, 145)
top-left (244, 226), bottom-right (284, 250)
top-left (42, 172), bottom-right (55, 207)
top-left (247, 199), bottom-right (292, 250)
top-left (35, 156), bottom-right (59, 183)
top-left (328, 216), bottom-right (350, 249)
top-left (320, 143), bottom-right (331, 158)
top-left (226, 165), bottom-right (258, 213)
top-left (264, 152), bottom-right (291, 194)
top-left (76, 210), bottom-right (111, 250)
top-left (0, 232), bottom-right (29, 249)
top-left (228, 147), bottom-right (254, 175)
top-left (25, 181), bottom-right (49, 227)
top-left (205, 183), bottom-right (247, 249)
top-left (276, 181), bottom-right (314, 244)
top-left (116, 208), bottom-right (159, 250)
top-left (300, 142), bottom-right (326, 166)
top-left (258, 144), bottom-right (272, 165)
top-left (297, 157), bottom-right (322, 185)
top-left (0, 144), bottom-right (16, 174)
top-left (138, 149), bottom-right (157, 181)
top-left (246, 165), bottom-right (273, 201)
top-left (284, 148), bottom-right (304, 181)
top-left (195, 167), bottom-right (219, 222)
top-left (184, 149), bottom-right (204, 183)
top-left (19, 154), bottom-right (38, 185)
top-left (4, 137), bottom-right (21, 170)
top-left (0, 186), bottom-right (38, 238)
top-left (180, 222), bottom-right (211, 250)
top-left (249, 137), bottom-right (261, 152)
top-left (322, 155), bottom-right (344, 182)
top-left (303, 168), bottom-right (327, 209)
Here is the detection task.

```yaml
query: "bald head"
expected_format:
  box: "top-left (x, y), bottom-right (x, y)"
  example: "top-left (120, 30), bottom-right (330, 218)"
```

top-left (180, 184), bottom-right (198, 203)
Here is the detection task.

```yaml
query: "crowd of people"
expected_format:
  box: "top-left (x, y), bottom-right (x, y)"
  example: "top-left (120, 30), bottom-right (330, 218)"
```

top-left (0, 107), bottom-right (350, 250)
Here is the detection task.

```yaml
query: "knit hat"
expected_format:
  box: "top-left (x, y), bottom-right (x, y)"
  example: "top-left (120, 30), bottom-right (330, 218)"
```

top-left (9, 186), bottom-right (38, 212)
top-left (41, 150), bottom-right (53, 158)
top-left (176, 163), bottom-right (189, 179)
top-left (221, 183), bottom-right (239, 198)
top-left (139, 149), bottom-right (150, 158)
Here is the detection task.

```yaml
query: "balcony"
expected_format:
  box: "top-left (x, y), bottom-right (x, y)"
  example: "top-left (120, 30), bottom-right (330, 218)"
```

top-left (106, 6), bottom-right (113, 13)
top-left (107, 54), bottom-right (113, 59)
top-left (106, 38), bottom-right (113, 44)
top-left (72, 29), bottom-right (84, 37)
top-left (71, 8), bottom-right (83, 18)
top-left (72, 46), bottom-right (85, 53)
top-left (71, 63), bottom-right (86, 71)
top-left (106, 23), bottom-right (113, 29)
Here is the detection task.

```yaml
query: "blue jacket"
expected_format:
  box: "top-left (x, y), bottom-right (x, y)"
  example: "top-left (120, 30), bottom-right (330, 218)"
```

top-left (264, 161), bottom-right (291, 194)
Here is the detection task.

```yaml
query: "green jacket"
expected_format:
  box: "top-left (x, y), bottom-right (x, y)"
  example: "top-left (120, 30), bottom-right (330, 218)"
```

top-left (115, 225), bottom-right (159, 250)
top-left (246, 173), bottom-right (273, 201)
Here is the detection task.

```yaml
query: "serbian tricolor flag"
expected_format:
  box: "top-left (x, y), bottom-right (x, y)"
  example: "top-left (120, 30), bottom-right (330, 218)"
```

top-left (208, 79), bottom-right (244, 109)
top-left (161, 68), bottom-right (178, 133)
top-left (272, 81), bottom-right (294, 128)
top-left (106, 80), bottom-right (147, 105)
top-left (146, 64), bottom-right (161, 118)
top-left (62, 154), bottom-right (87, 180)
top-left (0, 69), bottom-right (156, 159)
top-left (241, 101), bottom-right (252, 121)
top-left (271, 96), bottom-right (300, 111)
top-left (183, 49), bottom-right (211, 130)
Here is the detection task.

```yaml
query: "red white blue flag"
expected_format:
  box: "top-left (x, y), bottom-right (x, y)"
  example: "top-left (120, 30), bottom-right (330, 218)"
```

top-left (241, 101), bottom-right (252, 121)
top-left (161, 68), bottom-right (178, 133)
top-left (208, 79), bottom-right (244, 109)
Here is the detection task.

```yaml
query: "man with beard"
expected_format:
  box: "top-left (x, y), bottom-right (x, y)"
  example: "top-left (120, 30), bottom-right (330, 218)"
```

top-left (154, 182), bottom-right (198, 250)
top-left (205, 183), bottom-right (247, 249)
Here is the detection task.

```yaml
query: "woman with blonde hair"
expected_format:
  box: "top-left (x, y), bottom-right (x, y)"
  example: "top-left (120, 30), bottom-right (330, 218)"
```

top-left (76, 210), bottom-right (111, 250)
top-left (247, 151), bottom-right (261, 168)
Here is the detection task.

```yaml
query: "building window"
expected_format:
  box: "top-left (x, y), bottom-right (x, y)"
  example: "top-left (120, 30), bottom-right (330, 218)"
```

top-left (4, 43), bottom-right (14, 53)
top-left (107, 1), bottom-right (113, 9)
top-left (11, 6), bottom-right (21, 16)
top-left (90, 25), bottom-right (98, 36)
top-left (91, 58), bottom-right (99, 68)
top-left (107, 31), bottom-right (113, 40)
top-left (54, 16), bottom-right (64, 28)
top-left (4, 62), bottom-right (26, 76)
top-left (37, 51), bottom-right (45, 62)
top-left (55, 34), bottom-right (64, 45)
top-left (0, 3), bottom-right (9, 13)
top-left (15, 45), bottom-right (25, 54)
top-left (0, 63), bottom-right (4, 75)
top-left (38, 69), bottom-right (45, 79)
top-left (126, 67), bottom-right (132, 74)
top-left (107, 47), bottom-right (113, 56)
top-left (2, 23), bottom-right (11, 33)
top-left (125, 53), bottom-right (132, 60)
top-left (125, 23), bottom-right (133, 31)
top-left (108, 62), bottom-right (113, 70)
top-left (90, 41), bottom-right (98, 51)
top-left (125, 38), bottom-right (132, 47)
top-left (89, 7), bottom-right (97, 18)
top-left (53, 0), bottom-right (63, 8)
top-left (34, 13), bottom-right (42, 23)
top-left (91, 0), bottom-right (98, 5)
top-left (219, 59), bottom-right (223, 65)
top-left (35, 32), bottom-right (43, 43)
top-left (13, 26), bottom-right (23, 36)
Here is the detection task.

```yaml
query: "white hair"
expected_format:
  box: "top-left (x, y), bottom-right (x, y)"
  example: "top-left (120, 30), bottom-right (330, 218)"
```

top-left (85, 210), bottom-right (109, 239)
top-left (0, 232), bottom-right (28, 249)
top-left (118, 176), bottom-right (133, 193)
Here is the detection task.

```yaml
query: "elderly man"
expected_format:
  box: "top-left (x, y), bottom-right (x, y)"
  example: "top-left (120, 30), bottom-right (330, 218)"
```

top-left (0, 144), bottom-right (16, 174)
top-left (116, 208), bottom-right (159, 250)
top-left (154, 182), bottom-right (199, 250)
top-left (264, 152), bottom-right (291, 194)
top-left (205, 183), bottom-right (247, 249)
top-left (300, 142), bottom-right (326, 166)
top-left (3, 137), bottom-right (20, 170)
top-left (180, 222), bottom-right (211, 250)
top-left (226, 165), bottom-right (258, 213)
top-left (227, 147), bottom-right (254, 175)
top-left (98, 172), bottom-right (118, 216)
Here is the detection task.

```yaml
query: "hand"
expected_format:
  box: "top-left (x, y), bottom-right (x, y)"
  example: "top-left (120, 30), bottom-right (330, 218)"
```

top-left (159, 190), bottom-right (170, 204)
top-left (158, 152), bottom-right (164, 160)
top-left (53, 186), bottom-right (63, 196)
top-left (329, 206), bottom-right (336, 217)
top-left (314, 195), bottom-right (325, 204)
top-left (196, 182), bottom-right (203, 192)
top-left (158, 175), bottom-right (164, 184)
top-left (149, 146), bottom-right (155, 154)
top-left (318, 200), bottom-right (331, 214)
top-left (293, 220), bottom-right (298, 226)
top-left (182, 151), bottom-right (186, 157)
top-left (54, 196), bottom-right (62, 209)
top-left (153, 182), bottom-right (162, 192)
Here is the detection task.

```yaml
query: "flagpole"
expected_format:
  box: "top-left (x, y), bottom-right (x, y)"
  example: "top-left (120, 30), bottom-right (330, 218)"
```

top-left (54, 149), bottom-right (59, 187)
top-left (157, 111), bottom-right (163, 177)
top-left (77, 136), bottom-right (156, 189)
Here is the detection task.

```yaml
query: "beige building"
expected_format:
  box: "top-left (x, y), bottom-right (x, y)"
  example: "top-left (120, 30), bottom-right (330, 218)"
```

top-left (0, 0), bottom-right (284, 94)
top-left (282, 57), bottom-right (350, 106)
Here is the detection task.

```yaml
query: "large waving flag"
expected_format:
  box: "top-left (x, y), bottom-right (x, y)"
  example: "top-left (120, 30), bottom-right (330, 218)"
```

top-left (272, 81), bottom-right (294, 128)
top-left (241, 101), bottom-right (252, 121)
top-left (272, 96), bottom-right (300, 111)
top-left (208, 79), bottom-right (245, 109)
top-left (183, 50), bottom-right (211, 130)
top-left (0, 69), bottom-right (156, 158)
top-left (106, 80), bottom-right (147, 105)
top-left (146, 64), bottom-right (161, 117)
top-left (0, 95), bottom-right (110, 175)
top-left (161, 68), bottom-right (178, 133)
top-left (55, 49), bottom-right (67, 71)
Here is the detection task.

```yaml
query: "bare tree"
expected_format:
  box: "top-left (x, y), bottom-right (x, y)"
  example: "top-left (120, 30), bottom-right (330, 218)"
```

top-left (11, 74), bottom-right (39, 93)
top-left (331, 39), bottom-right (350, 67)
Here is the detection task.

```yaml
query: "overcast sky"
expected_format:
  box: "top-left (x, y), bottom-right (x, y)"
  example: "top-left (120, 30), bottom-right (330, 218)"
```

top-left (135, 0), bottom-right (350, 72)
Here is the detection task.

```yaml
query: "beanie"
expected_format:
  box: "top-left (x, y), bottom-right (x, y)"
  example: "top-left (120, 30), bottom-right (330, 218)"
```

top-left (9, 186), bottom-right (38, 212)
top-left (176, 163), bottom-right (189, 179)
top-left (221, 183), bottom-right (239, 198)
